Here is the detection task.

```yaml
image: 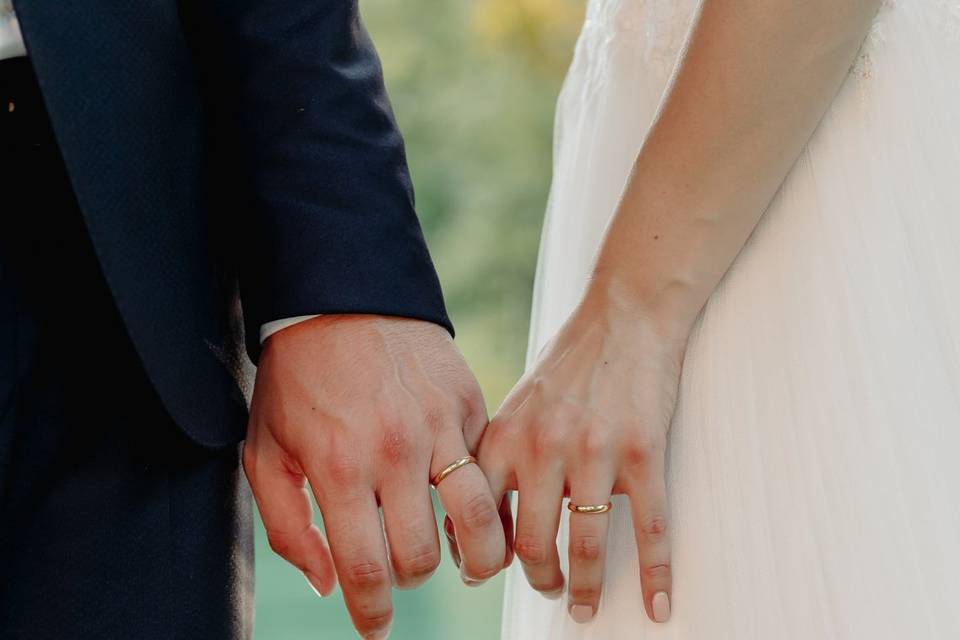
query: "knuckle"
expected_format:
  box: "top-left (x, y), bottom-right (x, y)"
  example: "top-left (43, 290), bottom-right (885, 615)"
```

top-left (624, 431), bottom-right (664, 467)
top-left (324, 454), bottom-right (365, 489)
top-left (461, 558), bottom-right (502, 582)
top-left (531, 423), bottom-right (568, 459)
top-left (514, 531), bottom-right (550, 566)
top-left (570, 535), bottom-right (603, 562)
top-left (460, 492), bottom-right (498, 531)
top-left (355, 609), bottom-right (393, 634)
top-left (642, 562), bottom-right (672, 581)
top-left (581, 428), bottom-right (614, 459)
top-left (394, 543), bottom-right (441, 579)
top-left (266, 531), bottom-right (300, 564)
top-left (570, 585), bottom-right (601, 602)
top-left (639, 512), bottom-right (669, 542)
top-left (344, 561), bottom-right (390, 591)
top-left (529, 578), bottom-right (562, 593)
top-left (379, 426), bottom-right (413, 467)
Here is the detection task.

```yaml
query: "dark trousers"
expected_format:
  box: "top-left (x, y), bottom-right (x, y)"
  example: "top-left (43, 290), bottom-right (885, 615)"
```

top-left (0, 57), bottom-right (253, 639)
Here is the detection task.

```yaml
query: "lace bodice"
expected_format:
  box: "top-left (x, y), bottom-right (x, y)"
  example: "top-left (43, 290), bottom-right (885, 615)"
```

top-left (577, 0), bottom-right (700, 79)
top-left (577, 0), bottom-right (960, 84)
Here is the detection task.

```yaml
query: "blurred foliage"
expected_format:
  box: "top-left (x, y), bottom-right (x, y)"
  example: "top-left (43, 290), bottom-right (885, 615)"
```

top-left (253, 1), bottom-right (582, 638)
top-left (473, 0), bottom-right (586, 73)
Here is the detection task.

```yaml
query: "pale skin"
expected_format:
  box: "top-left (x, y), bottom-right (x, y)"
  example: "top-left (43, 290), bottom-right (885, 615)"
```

top-left (463, 0), bottom-right (886, 626)
top-left (244, 315), bottom-right (509, 640)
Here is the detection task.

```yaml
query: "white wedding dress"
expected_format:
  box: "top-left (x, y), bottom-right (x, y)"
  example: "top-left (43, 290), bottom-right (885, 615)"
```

top-left (501, 1), bottom-right (960, 638)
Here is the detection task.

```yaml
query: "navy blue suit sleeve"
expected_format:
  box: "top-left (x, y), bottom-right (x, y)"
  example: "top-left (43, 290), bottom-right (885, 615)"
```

top-left (189, 0), bottom-right (452, 363)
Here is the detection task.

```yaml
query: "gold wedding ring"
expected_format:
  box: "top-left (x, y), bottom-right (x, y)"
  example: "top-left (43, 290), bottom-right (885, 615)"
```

top-left (567, 501), bottom-right (613, 514)
top-left (431, 455), bottom-right (477, 487)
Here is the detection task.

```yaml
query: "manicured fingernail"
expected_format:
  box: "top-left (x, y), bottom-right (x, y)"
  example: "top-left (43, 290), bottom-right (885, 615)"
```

top-left (444, 516), bottom-right (456, 538)
top-left (652, 591), bottom-right (671, 622)
top-left (569, 604), bottom-right (594, 623)
top-left (303, 571), bottom-right (325, 598)
top-left (446, 540), bottom-right (462, 569)
top-left (362, 623), bottom-right (392, 640)
top-left (459, 563), bottom-right (488, 587)
top-left (542, 586), bottom-right (564, 600)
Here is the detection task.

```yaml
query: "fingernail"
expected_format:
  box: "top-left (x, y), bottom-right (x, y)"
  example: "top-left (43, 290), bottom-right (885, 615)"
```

top-left (303, 571), bottom-right (325, 598)
top-left (652, 591), bottom-right (671, 622)
top-left (569, 604), bottom-right (594, 624)
top-left (542, 586), bottom-right (564, 600)
top-left (444, 516), bottom-right (456, 538)
top-left (459, 563), bottom-right (488, 587)
top-left (446, 539), bottom-right (461, 569)
top-left (362, 623), bottom-right (392, 640)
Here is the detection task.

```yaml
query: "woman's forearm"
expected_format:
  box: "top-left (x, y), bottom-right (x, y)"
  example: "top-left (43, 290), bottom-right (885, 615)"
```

top-left (587, 0), bottom-right (883, 340)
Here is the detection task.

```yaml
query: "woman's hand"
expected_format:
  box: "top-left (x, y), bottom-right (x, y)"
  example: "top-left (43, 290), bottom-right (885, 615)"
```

top-left (477, 286), bottom-right (689, 624)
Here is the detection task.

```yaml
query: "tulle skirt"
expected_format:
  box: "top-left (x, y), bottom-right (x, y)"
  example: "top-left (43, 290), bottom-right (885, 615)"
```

top-left (502, 1), bottom-right (960, 638)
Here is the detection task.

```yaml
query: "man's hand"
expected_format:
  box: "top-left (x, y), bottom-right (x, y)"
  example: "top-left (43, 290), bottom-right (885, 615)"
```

top-left (243, 315), bottom-right (506, 639)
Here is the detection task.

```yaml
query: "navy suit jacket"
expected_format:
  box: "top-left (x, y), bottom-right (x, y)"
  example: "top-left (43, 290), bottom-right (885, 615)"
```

top-left (14, 0), bottom-right (453, 447)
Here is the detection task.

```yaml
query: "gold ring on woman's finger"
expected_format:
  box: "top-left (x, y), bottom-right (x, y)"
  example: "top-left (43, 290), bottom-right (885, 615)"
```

top-left (567, 501), bottom-right (613, 514)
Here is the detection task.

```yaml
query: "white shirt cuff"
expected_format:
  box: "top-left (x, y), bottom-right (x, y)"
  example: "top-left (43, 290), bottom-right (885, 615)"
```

top-left (259, 315), bottom-right (322, 344)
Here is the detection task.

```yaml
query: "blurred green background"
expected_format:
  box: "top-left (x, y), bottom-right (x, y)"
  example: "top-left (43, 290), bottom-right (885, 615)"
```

top-left (252, 1), bottom-right (583, 639)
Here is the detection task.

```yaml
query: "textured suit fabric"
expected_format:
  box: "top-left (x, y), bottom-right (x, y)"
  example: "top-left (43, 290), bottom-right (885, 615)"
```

top-left (0, 58), bottom-right (253, 639)
top-left (13, 0), bottom-right (452, 447)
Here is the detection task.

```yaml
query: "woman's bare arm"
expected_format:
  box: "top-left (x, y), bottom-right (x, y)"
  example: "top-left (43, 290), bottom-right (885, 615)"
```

top-left (591, 0), bottom-right (884, 337)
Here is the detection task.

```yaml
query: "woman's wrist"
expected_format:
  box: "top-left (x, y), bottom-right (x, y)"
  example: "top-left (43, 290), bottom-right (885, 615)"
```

top-left (581, 270), bottom-right (703, 351)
